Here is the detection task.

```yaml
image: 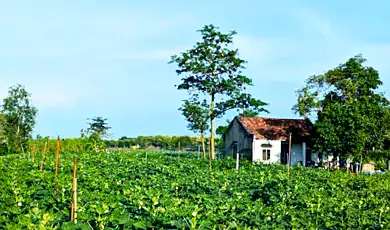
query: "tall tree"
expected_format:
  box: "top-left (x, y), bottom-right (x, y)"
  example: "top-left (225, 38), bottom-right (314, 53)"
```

top-left (293, 54), bottom-right (389, 161)
top-left (1, 84), bottom-right (37, 153)
top-left (179, 98), bottom-right (209, 158)
top-left (81, 116), bottom-right (111, 152)
top-left (170, 24), bottom-right (267, 160)
top-left (86, 116), bottom-right (111, 138)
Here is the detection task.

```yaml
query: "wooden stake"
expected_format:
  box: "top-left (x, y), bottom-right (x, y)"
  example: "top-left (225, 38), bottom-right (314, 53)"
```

top-left (32, 144), bottom-right (36, 163)
top-left (54, 136), bottom-right (61, 195)
top-left (287, 132), bottom-right (292, 178)
top-left (236, 153), bottom-right (239, 173)
top-left (70, 157), bottom-right (78, 223)
top-left (178, 150), bottom-right (180, 167)
top-left (40, 141), bottom-right (48, 171)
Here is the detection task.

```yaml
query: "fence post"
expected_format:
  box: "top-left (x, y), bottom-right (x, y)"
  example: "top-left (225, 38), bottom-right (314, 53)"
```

top-left (236, 153), bottom-right (239, 173)
top-left (70, 157), bottom-right (78, 223)
top-left (54, 136), bottom-right (61, 195)
top-left (40, 141), bottom-right (48, 171)
top-left (178, 150), bottom-right (180, 167)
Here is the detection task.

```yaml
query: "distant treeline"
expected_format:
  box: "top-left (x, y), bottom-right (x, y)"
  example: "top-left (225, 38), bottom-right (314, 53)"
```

top-left (105, 135), bottom-right (223, 151)
top-left (27, 135), bottom-right (223, 153)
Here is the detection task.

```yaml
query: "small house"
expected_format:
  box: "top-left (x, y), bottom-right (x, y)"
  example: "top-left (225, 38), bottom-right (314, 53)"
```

top-left (223, 116), bottom-right (317, 166)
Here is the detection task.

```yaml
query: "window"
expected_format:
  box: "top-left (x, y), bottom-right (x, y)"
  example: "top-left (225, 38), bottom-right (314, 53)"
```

top-left (263, 149), bottom-right (271, 161)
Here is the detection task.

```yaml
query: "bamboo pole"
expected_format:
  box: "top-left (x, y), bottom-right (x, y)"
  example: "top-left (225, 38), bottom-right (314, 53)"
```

top-left (32, 144), bottom-right (36, 163)
top-left (178, 151), bottom-right (180, 167)
top-left (70, 157), bottom-right (78, 223)
top-left (54, 136), bottom-right (61, 195)
top-left (40, 141), bottom-right (48, 171)
top-left (287, 132), bottom-right (292, 178)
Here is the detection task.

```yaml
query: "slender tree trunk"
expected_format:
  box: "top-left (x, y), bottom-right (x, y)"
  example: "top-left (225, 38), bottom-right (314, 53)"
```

top-left (201, 132), bottom-right (206, 159)
top-left (209, 94), bottom-right (215, 160)
top-left (16, 122), bottom-right (20, 151)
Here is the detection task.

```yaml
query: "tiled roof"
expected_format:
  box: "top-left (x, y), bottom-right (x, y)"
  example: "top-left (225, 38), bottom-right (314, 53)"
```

top-left (238, 116), bottom-right (312, 141)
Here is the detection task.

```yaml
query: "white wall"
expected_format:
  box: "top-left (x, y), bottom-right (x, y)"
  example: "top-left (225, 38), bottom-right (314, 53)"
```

top-left (291, 144), bottom-right (303, 165)
top-left (253, 139), bottom-right (281, 163)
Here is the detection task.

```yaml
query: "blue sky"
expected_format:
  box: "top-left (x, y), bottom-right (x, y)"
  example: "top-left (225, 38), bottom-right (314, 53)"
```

top-left (0, 0), bottom-right (389, 139)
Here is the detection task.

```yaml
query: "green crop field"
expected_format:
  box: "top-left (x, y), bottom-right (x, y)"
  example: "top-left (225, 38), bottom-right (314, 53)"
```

top-left (1, 150), bottom-right (390, 229)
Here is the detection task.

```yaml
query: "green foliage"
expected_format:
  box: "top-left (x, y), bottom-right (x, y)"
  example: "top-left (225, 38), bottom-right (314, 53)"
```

top-left (84, 133), bottom-right (107, 152)
top-left (79, 117), bottom-right (111, 152)
top-left (384, 108), bottom-right (390, 150)
top-left (293, 54), bottom-right (389, 160)
top-left (0, 113), bottom-right (8, 154)
top-left (240, 108), bottom-right (261, 117)
top-left (0, 113), bottom-right (6, 143)
top-left (0, 84), bottom-right (37, 154)
top-left (170, 24), bottom-right (267, 158)
top-left (1, 150), bottom-right (390, 229)
top-left (85, 117), bottom-right (111, 138)
top-left (179, 99), bottom-right (209, 136)
top-left (27, 135), bottom-right (223, 152)
top-left (105, 135), bottom-right (222, 151)
top-left (179, 99), bottom-right (210, 155)
top-left (216, 119), bottom-right (230, 139)
top-left (363, 150), bottom-right (390, 170)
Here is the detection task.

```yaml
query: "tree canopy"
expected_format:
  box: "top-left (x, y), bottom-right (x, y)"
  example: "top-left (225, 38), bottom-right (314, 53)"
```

top-left (1, 84), bottom-right (37, 153)
top-left (179, 98), bottom-right (209, 157)
top-left (85, 116), bottom-right (111, 138)
top-left (293, 54), bottom-right (389, 160)
top-left (81, 116), bottom-right (111, 152)
top-left (170, 24), bottom-right (267, 159)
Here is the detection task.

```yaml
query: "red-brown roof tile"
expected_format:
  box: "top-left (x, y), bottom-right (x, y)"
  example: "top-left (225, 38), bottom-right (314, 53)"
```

top-left (238, 116), bottom-right (312, 141)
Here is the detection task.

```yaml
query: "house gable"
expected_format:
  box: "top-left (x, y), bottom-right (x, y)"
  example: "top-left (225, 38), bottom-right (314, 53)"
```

top-left (224, 117), bottom-right (254, 159)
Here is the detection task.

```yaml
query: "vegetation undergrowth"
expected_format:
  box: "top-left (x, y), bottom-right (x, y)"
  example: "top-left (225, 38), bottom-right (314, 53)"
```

top-left (1, 150), bottom-right (390, 229)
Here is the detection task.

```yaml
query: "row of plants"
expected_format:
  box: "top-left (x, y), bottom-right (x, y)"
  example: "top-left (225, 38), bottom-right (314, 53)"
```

top-left (1, 150), bottom-right (390, 229)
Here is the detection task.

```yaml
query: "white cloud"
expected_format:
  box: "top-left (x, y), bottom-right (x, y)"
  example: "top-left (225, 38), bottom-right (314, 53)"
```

top-left (0, 5), bottom-right (191, 58)
top-left (31, 90), bottom-right (76, 108)
top-left (0, 80), bottom-right (79, 109)
top-left (233, 35), bottom-right (272, 63)
top-left (292, 8), bottom-right (333, 37)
